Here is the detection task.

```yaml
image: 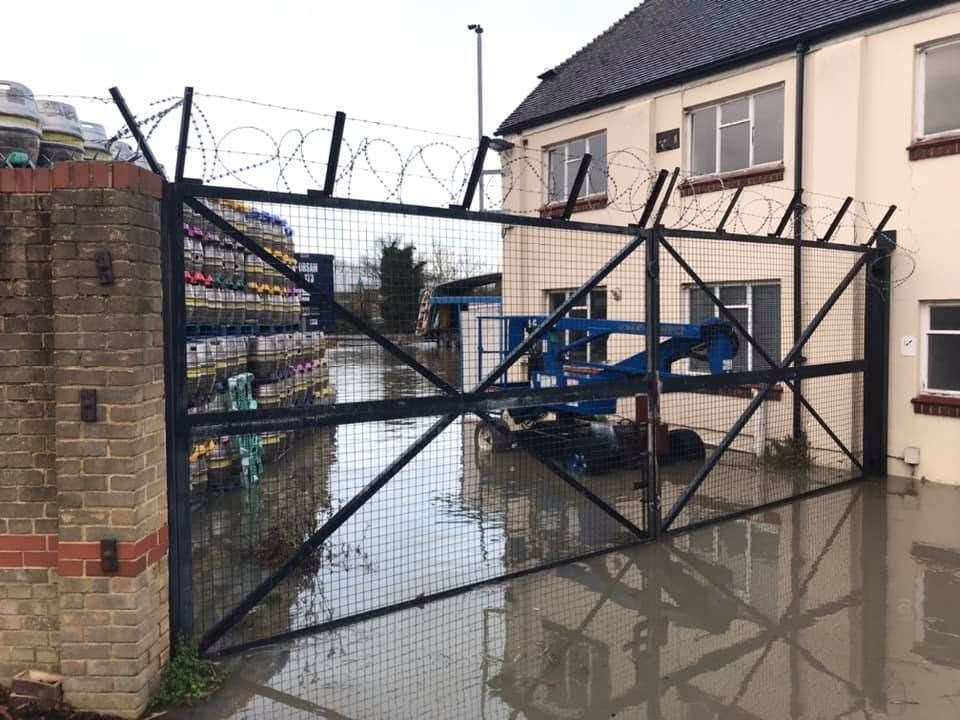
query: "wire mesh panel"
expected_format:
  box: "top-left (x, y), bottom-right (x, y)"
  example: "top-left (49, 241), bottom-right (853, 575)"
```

top-left (657, 230), bottom-right (872, 532)
top-left (174, 188), bottom-right (661, 653)
top-left (162, 154), bottom-right (888, 655)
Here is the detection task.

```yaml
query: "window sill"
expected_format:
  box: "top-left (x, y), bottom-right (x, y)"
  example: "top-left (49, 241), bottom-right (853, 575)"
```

top-left (911, 394), bottom-right (960, 418)
top-left (679, 165), bottom-right (785, 197)
top-left (539, 194), bottom-right (608, 219)
top-left (907, 134), bottom-right (960, 161)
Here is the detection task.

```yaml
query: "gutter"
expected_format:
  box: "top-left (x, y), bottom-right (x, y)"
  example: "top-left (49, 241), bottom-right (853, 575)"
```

top-left (496, 0), bottom-right (956, 136)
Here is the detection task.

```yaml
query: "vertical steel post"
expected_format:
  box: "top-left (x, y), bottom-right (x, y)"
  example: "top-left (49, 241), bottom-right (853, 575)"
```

top-left (792, 42), bottom-right (807, 443)
top-left (164, 183), bottom-right (193, 640)
top-left (863, 233), bottom-right (893, 477)
top-left (174, 87), bottom-right (193, 183)
top-left (323, 111), bottom-right (346, 196)
top-left (645, 228), bottom-right (662, 537)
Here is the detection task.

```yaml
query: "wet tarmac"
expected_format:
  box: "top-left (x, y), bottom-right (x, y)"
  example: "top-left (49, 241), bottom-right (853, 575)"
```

top-left (171, 475), bottom-right (960, 720)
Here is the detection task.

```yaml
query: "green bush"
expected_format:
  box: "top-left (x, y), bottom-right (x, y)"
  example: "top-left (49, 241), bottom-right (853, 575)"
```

top-left (149, 638), bottom-right (219, 709)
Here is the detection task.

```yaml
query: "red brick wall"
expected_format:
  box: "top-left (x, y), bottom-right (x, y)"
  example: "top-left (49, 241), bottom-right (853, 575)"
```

top-left (0, 162), bottom-right (169, 717)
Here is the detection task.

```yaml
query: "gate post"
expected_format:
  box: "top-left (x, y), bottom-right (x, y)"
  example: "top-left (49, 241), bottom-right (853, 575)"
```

top-left (645, 228), bottom-right (662, 538)
top-left (862, 232), bottom-right (893, 477)
top-left (162, 182), bottom-right (193, 641)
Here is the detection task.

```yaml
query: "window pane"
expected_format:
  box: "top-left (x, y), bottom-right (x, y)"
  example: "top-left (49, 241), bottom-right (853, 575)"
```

top-left (730, 306), bottom-right (749, 371)
top-left (754, 87), bottom-right (784, 165)
top-left (689, 287), bottom-right (715, 372)
top-left (567, 138), bottom-right (585, 162)
top-left (924, 42), bottom-right (960, 136)
top-left (549, 291), bottom-right (566, 312)
top-left (587, 133), bottom-right (607, 196)
top-left (548, 149), bottom-right (564, 202)
top-left (929, 334), bottom-right (960, 391)
top-left (752, 284), bottom-right (782, 368)
top-left (590, 289), bottom-right (607, 362)
top-left (569, 306), bottom-right (587, 362)
top-left (930, 305), bottom-right (960, 331)
top-left (719, 285), bottom-right (747, 305)
top-left (721, 97), bottom-right (749, 124)
top-left (720, 122), bottom-right (750, 172)
top-left (691, 106), bottom-right (717, 175)
top-left (590, 289), bottom-right (607, 320)
top-left (690, 287), bottom-right (715, 323)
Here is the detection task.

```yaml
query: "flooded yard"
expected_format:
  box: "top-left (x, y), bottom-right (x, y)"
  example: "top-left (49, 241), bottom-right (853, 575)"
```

top-left (176, 341), bottom-right (942, 719)
top-left (175, 476), bottom-right (960, 719)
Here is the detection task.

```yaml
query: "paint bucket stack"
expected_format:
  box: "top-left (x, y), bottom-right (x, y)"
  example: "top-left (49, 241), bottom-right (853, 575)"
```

top-left (0, 81), bottom-right (41, 165)
top-left (37, 100), bottom-right (85, 164)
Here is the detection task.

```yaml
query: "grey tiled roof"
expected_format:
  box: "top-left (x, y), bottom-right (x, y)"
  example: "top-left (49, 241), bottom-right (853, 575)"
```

top-left (497, 0), bottom-right (937, 134)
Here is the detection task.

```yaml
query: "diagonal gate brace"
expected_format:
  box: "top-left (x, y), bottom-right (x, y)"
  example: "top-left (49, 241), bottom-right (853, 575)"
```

top-left (659, 236), bottom-right (865, 475)
top-left (662, 237), bottom-right (881, 531)
top-left (184, 197), bottom-right (458, 397)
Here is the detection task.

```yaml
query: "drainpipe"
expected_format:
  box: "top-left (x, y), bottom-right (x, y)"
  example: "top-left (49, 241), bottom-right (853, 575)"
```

top-left (792, 41), bottom-right (807, 445)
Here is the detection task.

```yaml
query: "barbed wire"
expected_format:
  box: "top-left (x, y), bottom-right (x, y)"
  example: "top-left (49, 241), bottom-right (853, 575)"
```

top-left (0, 88), bottom-right (910, 284)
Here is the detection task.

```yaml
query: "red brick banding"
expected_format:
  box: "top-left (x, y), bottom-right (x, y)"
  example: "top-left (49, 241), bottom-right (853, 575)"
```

top-left (679, 165), bottom-right (785, 197)
top-left (0, 161), bottom-right (162, 199)
top-left (539, 194), bottom-right (608, 218)
top-left (911, 394), bottom-right (960, 418)
top-left (0, 526), bottom-right (168, 574)
top-left (907, 134), bottom-right (960, 162)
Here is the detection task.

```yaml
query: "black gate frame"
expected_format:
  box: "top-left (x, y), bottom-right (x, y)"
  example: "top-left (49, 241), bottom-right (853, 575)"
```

top-left (115, 88), bottom-right (893, 656)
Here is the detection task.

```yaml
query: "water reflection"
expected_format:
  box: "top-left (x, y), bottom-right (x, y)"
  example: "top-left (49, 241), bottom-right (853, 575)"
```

top-left (173, 477), bottom-right (960, 720)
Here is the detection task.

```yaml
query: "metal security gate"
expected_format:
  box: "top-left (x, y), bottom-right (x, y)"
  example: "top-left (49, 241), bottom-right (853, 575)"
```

top-left (124, 92), bottom-right (893, 657)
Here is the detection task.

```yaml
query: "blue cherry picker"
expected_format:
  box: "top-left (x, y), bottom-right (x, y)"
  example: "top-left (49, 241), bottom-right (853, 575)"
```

top-left (475, 315), bottom-right (740, 477)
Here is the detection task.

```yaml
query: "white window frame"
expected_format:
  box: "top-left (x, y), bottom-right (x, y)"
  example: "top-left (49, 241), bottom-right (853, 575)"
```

top-left (920, 301), bottom-right (960, 396)
top-left (688, 282), bottom-right (782, 373)
top-left (546, 287), bottom-right (606, 363)
top-left (545, 132), bottom-right (606, 203)
top-left (915, 36), bottom-right (960, 142)
top-left (687, 86), bottom-right (784, 179)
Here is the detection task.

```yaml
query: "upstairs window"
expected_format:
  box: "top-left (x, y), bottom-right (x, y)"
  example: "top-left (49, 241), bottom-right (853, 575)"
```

top-left (689, 86), bottom-right (784, 177)
top-left (546, 132), bottom-right (607, 203)
top-left (922, 303), bottom-right (960, 395)
top-left (917, 38), bottom-right (960, 139)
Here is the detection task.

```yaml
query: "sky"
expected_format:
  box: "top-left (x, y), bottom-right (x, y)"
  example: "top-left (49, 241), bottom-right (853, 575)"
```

top-left (5, 1), bottom-right (638, 159)
top-left (5, 1), bottom-right (642, 261)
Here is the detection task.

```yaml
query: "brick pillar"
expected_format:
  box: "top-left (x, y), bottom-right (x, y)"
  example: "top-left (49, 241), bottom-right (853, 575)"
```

top-left (0, 178), bottom-right (58, 680)
top-left (0, 163), bottom-right (170, 718)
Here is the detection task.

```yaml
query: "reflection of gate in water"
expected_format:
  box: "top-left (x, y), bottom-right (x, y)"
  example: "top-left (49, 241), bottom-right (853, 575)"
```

top-left (137, 94), bottom-right (894, 656)
top-left (479, 487), bottom-right (886, 720)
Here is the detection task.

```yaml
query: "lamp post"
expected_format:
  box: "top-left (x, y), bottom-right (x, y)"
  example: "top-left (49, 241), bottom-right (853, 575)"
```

top-left (467, 23), bottom-right (484, 210)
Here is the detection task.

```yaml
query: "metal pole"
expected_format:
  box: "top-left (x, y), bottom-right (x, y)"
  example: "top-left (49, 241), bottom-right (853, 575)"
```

top-left (646, 227), bottom-right (662, 537)
top-left (469, 24), bottom-right (485, 210)
top-left (792, 42), bottom-right (807, 443)
top-left (174, 87), bottom-right (193, 183)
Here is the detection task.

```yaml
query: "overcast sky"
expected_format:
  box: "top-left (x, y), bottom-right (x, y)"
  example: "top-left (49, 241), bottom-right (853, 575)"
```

top-left (6, 1), bottom-right (638, 144)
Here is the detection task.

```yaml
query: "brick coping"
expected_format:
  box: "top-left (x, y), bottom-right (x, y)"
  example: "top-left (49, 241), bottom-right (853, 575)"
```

top-left (0, 161), bottom-right (162, 199)
top-left (0, 525), bottom-right (168, 576)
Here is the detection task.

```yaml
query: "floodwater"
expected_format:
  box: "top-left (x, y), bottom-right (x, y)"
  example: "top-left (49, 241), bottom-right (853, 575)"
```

top-left (181, 345), bottom-right (960, 719)
top-left (173, 476), bottom-right (960, 720)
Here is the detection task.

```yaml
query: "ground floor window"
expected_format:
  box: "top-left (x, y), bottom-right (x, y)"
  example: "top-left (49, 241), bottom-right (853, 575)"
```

top-left (922, 302), bottom-right (960, 395)
top-left (688, 282), bottom-right (781, 372)
top-left (547, 288), bottom-right (607, 363)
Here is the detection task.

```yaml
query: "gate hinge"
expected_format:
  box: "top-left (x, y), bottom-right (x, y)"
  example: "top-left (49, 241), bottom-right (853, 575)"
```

top-left (94, 250), bottom-right (115, 286)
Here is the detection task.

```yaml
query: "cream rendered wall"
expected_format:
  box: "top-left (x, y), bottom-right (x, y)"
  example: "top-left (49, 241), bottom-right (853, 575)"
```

top-left (501, 5), bottom-right (960, 484)
top-left (854, 11), bottom-right (960, 484)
